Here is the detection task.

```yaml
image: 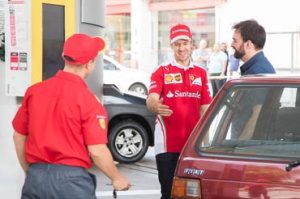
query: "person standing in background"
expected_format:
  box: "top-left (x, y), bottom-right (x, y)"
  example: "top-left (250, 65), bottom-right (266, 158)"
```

top-left (192, 39), bottom-right (210, 70)
top-left (207, 43), bottom-right (228, 97)
top-left (220, 42), bottom-right (229, 72)
top-left (12, 33), bottom-right (130, 199)
top-left (220, 42), bottom-right (229, 86)
top-left (146, 24), bottom-right (212, 199)
top-left (227, 46), bottom-right (240, 76)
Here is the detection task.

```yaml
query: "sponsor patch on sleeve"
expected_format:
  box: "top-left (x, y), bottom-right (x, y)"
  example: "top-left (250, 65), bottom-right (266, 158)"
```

top-left (96, 115), bottom-right (106, 130)
top-left (99, 119), bottom-right (106, 130)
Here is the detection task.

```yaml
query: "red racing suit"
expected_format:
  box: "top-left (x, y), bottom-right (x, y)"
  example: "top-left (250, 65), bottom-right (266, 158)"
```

top-left (149, 60), bottom-right (212, 154)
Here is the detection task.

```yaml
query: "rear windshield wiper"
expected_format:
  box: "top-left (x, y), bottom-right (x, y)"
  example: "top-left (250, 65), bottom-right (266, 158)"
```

top-left (286, 160), bottom-right (300, 172)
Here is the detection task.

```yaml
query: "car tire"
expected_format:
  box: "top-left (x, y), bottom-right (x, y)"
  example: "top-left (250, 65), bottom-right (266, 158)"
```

top-left (108, 119), bottom-right (149, 163)
top-left (129, 83), bottom-right (148, 95)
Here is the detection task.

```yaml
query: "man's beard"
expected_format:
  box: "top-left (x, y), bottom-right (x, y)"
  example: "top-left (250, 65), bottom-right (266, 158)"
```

top-left (234, 49), bottom-right (245, 59)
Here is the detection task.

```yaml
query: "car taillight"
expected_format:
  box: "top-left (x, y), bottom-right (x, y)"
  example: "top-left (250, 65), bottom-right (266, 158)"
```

top-left (171, 177), bottom-right (201, 199)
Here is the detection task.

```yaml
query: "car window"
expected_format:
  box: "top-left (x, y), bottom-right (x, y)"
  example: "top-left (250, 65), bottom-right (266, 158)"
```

top-left (280, 87), bottom-right (297, 107)
top-left (103, 59), bottom-right (117, 70)
top-left (198, 85), bottom-right (300, 159)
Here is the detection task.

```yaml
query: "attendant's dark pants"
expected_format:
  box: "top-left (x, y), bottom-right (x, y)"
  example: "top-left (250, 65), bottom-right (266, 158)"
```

top-left (21, 163), bottom-right (97, 199)
top-left (156, 152), bottom-right (180, 199)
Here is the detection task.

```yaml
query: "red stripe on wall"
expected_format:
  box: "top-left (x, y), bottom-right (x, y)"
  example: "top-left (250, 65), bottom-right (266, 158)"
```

top-left (149, 0), bottom-right (225, 11)
top-left (106, 3), bottom-right (131, 15)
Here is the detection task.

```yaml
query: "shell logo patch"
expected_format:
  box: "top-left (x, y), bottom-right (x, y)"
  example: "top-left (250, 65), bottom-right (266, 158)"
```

top-left (164, 73), bottom-right (183, 84)
top-left (165, 74), bottom-right (173, 83)
top-left (99, 118), bottom-right (106, 130)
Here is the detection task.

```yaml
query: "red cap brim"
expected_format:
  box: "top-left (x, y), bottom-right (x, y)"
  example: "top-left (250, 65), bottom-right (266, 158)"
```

top-left (93, 36), bottom-right (106, 54)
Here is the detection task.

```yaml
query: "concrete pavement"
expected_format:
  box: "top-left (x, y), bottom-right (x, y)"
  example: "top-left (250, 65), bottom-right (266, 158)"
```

top-left (90, 147), bottom-right (161, 199)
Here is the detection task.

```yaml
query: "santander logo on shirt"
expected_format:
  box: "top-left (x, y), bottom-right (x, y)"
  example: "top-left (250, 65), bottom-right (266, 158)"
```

top-left (166, 90), bottom-right (201, 99)
top-left (166, 91), bottom-right (174, 98)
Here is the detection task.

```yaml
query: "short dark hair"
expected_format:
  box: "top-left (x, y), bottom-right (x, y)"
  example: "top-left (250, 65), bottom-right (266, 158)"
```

top-left (232, 20), bottom-right (266, 50)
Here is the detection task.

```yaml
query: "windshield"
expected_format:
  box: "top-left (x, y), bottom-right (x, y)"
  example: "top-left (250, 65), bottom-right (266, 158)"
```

top-left (198, 85), bottom-right (300, 159)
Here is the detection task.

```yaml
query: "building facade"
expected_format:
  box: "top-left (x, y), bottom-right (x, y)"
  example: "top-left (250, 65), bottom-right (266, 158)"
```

top-left (105, 0), bottom-right (223, 73)
top-left (105, 0), bottom-right (300, 73)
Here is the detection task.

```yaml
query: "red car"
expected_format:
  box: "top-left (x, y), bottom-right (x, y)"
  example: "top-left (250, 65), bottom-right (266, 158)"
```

top-left (172, 76), bottom-right (300, 199)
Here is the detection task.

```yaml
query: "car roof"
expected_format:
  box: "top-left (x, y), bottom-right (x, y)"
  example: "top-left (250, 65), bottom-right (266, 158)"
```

top-left (102, 54), bottom-right (127, 69)
top-left (227, 75), bottom-right (300, 85)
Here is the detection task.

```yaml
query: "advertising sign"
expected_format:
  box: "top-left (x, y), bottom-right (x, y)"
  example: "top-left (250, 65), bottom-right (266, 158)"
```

top-left (5, 0), bottom-right (30, 96)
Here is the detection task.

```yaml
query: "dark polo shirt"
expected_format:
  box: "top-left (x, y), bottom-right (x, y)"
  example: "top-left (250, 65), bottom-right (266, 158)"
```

top-left (240, 51), bottom-right (275, 75)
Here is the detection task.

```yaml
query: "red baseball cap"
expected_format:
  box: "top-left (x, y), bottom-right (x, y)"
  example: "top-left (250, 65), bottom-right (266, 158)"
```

top-left (170, 24), bottom-right (192, 44)
top-left (62, 33), bottom-right (106, 65)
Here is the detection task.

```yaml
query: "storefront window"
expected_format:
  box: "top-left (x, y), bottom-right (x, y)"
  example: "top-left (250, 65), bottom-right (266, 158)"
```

top-left (158, 8), bottom-right (215, 64)
top-left (103, 14), bottom-right (131, 66)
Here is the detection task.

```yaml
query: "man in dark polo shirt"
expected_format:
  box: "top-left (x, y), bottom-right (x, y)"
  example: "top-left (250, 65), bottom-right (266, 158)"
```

top-left (231, 19), bottom-right (275, 75)
top-left (12, 33), bottom-right (130, 199)
top-left (230, 20), bottom-right (275, 140)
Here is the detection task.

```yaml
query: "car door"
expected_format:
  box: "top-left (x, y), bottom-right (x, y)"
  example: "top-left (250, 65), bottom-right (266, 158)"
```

top-left (176, 83), bottom-right (300, 199)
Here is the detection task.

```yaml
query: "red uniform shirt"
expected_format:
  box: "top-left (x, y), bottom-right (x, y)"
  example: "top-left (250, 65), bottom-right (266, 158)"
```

top-left (12, 71), bottom-right (108, 168)
top-left (149, 60), bottom-right (212, 153)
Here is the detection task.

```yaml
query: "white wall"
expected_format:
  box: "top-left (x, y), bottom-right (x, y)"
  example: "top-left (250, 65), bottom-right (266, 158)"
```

top-left (216, 0), bottom-right (300, 42)
top-left (215, 0), bottom-right (300, 71)
top-left (0, 1), bottom-right (29, 198)
top-left (131, 0), bottom-right (157, 73)
top-left (0, 60), bottom-right (24, 199)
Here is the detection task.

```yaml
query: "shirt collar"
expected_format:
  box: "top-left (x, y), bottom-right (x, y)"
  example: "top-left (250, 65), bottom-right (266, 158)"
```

top-left (171, 58), bottom-right (194, 70)
top-left (55, 70), bottom-right (88, 88)
top-left (240, 51), bottom-right (264, 73)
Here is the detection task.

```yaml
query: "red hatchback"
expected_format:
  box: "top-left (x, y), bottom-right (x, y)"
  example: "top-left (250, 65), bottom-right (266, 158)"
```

top-left (172, 76), bottom-right (300, 199)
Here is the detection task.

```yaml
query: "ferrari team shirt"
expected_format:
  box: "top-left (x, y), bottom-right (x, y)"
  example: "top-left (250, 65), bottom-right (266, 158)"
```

top-left (149, 60), bottom-right (212, 154)
top-left (12, 70), bottom-right (108, 168)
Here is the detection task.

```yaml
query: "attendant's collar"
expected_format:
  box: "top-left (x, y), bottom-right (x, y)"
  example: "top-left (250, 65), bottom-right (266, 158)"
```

top-left (56, 70), bottom-right (88, 88)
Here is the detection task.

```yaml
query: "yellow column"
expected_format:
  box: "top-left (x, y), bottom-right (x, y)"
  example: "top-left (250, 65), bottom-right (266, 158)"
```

top-left (31, 0), bottom-right (75, 84)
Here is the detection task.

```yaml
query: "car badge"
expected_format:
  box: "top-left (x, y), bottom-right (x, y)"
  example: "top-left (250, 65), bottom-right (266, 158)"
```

top-left (183, 168), bottom-right (204, 176)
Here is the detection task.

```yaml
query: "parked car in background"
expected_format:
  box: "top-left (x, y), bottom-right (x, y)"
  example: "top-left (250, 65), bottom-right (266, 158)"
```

top-left (103, 84), bottom-right (156, 163)
top-left (172, 76), bottom-right (300, 199)
top-left (103, 55), bottom-right (150, 95)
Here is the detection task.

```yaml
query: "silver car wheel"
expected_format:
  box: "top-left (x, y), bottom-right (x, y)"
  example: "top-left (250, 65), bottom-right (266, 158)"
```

top-left (129, 83), bottom-right (148, 95)
top-left (114, 128), bottom-right (143, 158)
